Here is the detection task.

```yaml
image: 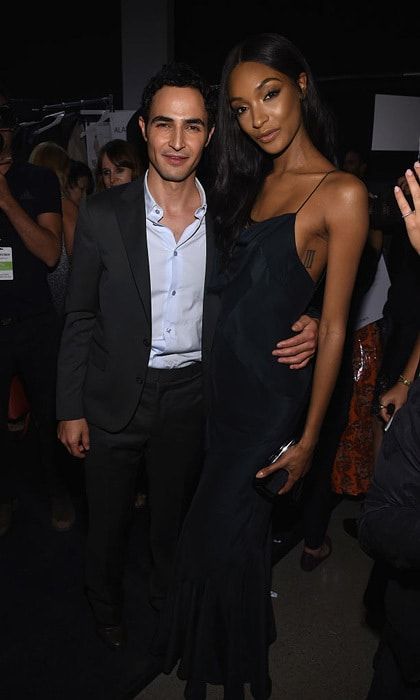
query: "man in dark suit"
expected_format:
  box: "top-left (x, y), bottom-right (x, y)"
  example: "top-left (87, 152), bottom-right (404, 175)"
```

top-left (56, 62), bottom-right (318, 650)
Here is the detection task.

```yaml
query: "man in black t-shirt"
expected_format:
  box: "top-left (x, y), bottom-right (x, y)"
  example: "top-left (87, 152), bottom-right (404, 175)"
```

top-left (0, 95), bottom-right (74, 535)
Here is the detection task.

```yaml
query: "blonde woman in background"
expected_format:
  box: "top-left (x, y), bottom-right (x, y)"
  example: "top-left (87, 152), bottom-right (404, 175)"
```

top-left (29, 141), bottom-right (79, 318)
top-left (29, 142), bottom-right (78, 256)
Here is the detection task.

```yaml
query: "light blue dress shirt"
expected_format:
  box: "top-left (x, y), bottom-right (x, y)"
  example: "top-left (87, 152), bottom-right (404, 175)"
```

top-left (144, 172), bottom-right (207, 369)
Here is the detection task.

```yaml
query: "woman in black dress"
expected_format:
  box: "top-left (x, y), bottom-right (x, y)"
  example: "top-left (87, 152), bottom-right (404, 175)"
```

top-left (156, 33), bottom-right (369, 699)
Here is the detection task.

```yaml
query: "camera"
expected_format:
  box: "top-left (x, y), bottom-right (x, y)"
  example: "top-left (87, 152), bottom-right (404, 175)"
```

top-left (0, 103), bottom-right (19, 157)
top-left (0, 103), bottom-right (19, 131)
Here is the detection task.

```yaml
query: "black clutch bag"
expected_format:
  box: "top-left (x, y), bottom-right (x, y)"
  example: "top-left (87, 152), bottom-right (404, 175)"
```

top-left (254, 438), bottom-right (304, 501)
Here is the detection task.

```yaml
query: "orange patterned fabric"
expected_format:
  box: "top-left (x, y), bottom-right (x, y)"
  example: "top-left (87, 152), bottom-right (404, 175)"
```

top-left (331, 322), bottom-right (382, 496)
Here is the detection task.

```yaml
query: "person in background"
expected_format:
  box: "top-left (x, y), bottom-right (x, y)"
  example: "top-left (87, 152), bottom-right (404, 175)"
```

top-left (358, 160), bottom-right (420, 700)
top-left (0, 93), bottom-right (74, 535)
top-left (373, 165), bottom-right (420, 438)
top-left (29, 141), bottom-right (78, 322)
top-left (330, 147), bottom-right (384, 532)
top-left (95, 138), bottom-right (144, 192)
top-left (29, 142), bottom-right (78, 256)
top-left (67, 159), bottom-right (94, 207)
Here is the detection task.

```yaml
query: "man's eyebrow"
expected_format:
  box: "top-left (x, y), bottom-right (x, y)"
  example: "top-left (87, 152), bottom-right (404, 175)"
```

top-left (150, 115), bottom-right (206, 126)
top-left (150, 115), bottom-right (173, 123)
top-left (185, 118), bottom-right (206, 127)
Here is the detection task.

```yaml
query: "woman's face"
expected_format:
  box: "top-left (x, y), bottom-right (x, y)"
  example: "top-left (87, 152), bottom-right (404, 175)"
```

top-left (228, 61), bottom-right (307, 155)
top-left (100, 153), bottom-right (134, 188)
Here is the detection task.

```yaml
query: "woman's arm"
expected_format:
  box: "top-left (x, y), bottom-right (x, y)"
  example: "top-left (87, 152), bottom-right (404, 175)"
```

top-left (256, 174), bottom-right (369, 492)
top-left (379, 332), bottom-right (420, 422)
top-left (62, 197), bottom-right (79, 256)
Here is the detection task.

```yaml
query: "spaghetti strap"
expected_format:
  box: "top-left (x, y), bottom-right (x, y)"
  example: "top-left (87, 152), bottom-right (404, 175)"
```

top-left (295, 170), bottom-right (336, 214)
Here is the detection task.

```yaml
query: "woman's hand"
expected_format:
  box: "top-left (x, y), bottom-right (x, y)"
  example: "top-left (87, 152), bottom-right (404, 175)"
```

top-left (378, 382), bottom-right (409, 423)
top-left (394, 162), bottom-right (420, 253)
top-left (255, 441), bottom-right (313, 496)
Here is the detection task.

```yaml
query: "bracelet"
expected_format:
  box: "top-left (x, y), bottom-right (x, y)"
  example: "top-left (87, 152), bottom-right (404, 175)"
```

top-left (398, 374), bottom-right (412, 387)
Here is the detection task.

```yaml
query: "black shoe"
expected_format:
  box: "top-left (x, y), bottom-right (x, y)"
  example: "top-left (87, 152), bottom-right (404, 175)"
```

top-left (300, 535), bottom-right (332, 572)
top-left (96, 622), bottom-right (126, 650)
top-left (342, 517), bottom-right (358, 539)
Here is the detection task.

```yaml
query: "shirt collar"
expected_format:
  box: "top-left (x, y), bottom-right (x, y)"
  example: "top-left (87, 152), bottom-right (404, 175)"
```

top-left (144, 169), bottom-right (207, 225)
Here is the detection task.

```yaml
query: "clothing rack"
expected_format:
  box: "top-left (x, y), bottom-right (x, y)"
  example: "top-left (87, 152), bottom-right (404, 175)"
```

top-left (40, 95), bottom-right (113, 114)
top-left (11, 96), bottom-right (113, 163)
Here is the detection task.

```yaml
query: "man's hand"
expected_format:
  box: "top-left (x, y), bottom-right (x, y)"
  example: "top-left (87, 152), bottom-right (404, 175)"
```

top-left (272, 314), bottom-right (319, 369)
top-left (58, 419), bottom-right (90, 458)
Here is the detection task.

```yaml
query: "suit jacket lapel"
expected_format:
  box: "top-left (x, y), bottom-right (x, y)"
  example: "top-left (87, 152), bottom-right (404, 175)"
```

top-left (114, 177), bottom-right (151, 325)
top-left (202, 212), bottom-right (219, 362)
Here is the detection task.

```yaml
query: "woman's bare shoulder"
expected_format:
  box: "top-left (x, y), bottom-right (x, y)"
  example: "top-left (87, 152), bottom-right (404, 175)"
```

top-left (323, 169), bottom-right (368, 204)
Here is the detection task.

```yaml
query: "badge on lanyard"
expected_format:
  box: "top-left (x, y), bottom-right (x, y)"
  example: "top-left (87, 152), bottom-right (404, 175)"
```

top-left (0, 246), bottom-right (13, 280)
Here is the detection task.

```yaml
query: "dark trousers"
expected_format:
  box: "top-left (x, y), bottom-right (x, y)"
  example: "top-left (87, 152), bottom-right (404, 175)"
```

top-left (84, 362), bottom-right (205, 626)
top-left (301, 337), bottom-right (354, 549)
top-left (0, 308), bottom-right (65, 502)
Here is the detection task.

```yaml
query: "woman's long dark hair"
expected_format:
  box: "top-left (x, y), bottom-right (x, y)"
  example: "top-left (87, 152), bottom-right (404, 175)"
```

top-left (209, 33), bottom-right (338, 256)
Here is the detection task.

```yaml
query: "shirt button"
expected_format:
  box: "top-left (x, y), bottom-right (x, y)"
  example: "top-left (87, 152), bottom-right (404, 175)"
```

top-left (143, 338), bottom-right (151, 347)
top-left (171, 290), bottom-right (176, 296)
top-left (174, 250), bottom-right (178, 257)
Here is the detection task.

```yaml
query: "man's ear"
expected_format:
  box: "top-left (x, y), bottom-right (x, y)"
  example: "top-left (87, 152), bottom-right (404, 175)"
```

top-left (205, 125), bottom-right (215, 148)
top-left (138, 116), bottom-right (147, 142)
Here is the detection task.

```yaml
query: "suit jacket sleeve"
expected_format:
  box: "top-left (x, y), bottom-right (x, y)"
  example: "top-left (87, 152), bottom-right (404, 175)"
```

top-left (56, 199), bottom-right (101, 420)
top-left (358, 380), bottom-right (420, 571)
top-left (304, 276), bottom-right (324, 320)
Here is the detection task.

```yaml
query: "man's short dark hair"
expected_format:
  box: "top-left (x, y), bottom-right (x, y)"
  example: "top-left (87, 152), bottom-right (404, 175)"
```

top-left (140, 61), bottom-right (216, 130)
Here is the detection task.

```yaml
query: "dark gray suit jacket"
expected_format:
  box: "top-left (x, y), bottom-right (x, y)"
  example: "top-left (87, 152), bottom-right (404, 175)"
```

top-left (56, 176), bottom-right (219, 432)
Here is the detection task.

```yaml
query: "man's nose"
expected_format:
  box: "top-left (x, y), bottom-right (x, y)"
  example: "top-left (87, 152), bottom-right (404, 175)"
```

top-left (169, 126), bottom-right (185, 150)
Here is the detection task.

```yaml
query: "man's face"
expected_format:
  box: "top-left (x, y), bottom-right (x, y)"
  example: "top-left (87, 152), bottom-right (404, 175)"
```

top-left (343, 150), bottom-right (365, 178)
top-left (139, 86), bottom-right (214, 183)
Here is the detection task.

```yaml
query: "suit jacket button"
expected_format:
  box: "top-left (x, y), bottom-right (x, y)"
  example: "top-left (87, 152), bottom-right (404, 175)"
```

top-left (143, 338), bottom-right (151, 347)
top-left (136, 377), bottom-right (143, 384)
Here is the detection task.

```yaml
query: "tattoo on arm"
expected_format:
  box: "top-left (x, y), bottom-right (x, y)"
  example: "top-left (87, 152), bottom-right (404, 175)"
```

top-left (303, 249), bottom-right (315, 269)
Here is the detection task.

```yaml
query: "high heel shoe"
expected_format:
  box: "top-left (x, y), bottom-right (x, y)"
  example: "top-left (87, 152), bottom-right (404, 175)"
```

top-left (300, 535), bottom-right (332, 572)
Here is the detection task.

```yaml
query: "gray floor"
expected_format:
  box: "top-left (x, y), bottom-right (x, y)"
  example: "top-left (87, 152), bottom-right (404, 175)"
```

top-left (136, 497), bottom-right (379, 700)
